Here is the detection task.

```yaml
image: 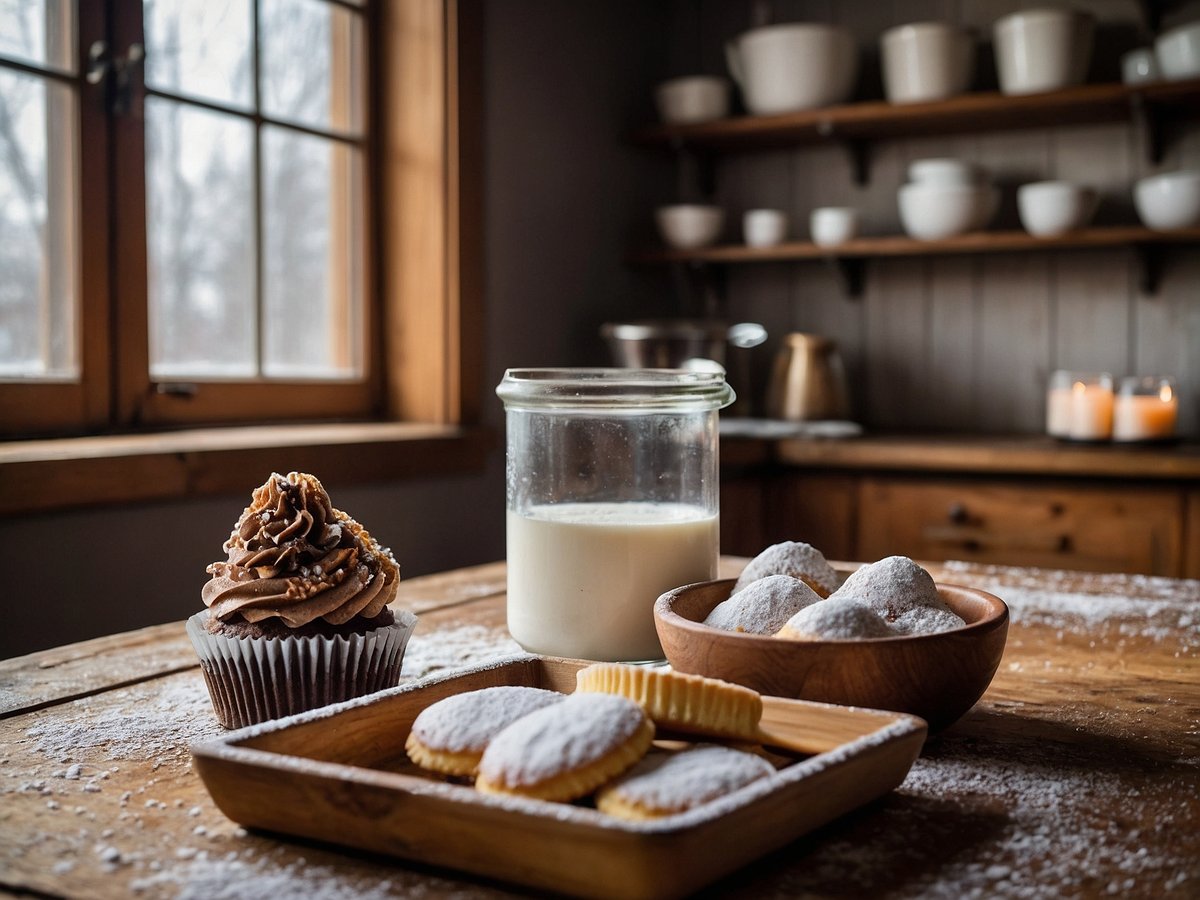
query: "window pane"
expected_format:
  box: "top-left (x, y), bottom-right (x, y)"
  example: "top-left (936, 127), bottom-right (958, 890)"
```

top-left (144, 0), bottom-right (253, 109)
top-left (145, 97), bottom-right (256, 379)
top-left (260, 0), bottom-right (364, 133)
top-left (0, 69), bottom-right (78, 379)
top-left (262, 126), bottom-right (363, 379)
top-left (0, 0), bottom-right (75, 72)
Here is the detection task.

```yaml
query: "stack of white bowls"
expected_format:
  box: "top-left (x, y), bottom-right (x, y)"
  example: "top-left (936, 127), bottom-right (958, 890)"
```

top-left (898, 159), bottom-right (998, 241)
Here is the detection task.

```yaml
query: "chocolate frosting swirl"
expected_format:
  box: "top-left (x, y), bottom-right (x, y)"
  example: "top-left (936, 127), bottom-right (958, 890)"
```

top-left (202, 472), bottom-right (400, 627)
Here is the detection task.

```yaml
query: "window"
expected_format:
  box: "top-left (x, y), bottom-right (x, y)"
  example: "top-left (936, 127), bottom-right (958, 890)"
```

top-left (0, 0), bottom-right (478, 439)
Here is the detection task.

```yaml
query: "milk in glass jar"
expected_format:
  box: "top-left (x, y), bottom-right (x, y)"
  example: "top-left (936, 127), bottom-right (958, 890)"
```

top-left (496, 368), bottom-right (734, 662)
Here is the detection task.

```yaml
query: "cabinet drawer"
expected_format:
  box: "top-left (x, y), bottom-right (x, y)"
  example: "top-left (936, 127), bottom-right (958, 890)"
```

top-left (857, 478), bottom-right (1184, 576)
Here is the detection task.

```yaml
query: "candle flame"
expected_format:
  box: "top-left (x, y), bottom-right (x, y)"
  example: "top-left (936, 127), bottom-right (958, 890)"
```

top-left (1073, 381), bottom-right (1086, 394)
top-left (1160, 383), bottom-right (1173, 403)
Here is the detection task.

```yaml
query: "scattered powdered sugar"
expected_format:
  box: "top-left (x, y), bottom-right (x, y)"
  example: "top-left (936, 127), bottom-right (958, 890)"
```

top-left (399, 625), bottom-right (523, 680)
top-left (409, 685), bottom-right (563, 754)
top-left (733, 541), bottom-right (841, 596)
top-left (23, 676), bottom-right (221, 762)
top-left (940, 562), bottom-right (1200, 644)
top-left (704, 575), bottom-right (821, 634)
top-left (600, 744), bottom-right (774, 815)
top-left (478, 693), bottom-right (646, 788)
top-left (129, 855), bottom-right (406, 900)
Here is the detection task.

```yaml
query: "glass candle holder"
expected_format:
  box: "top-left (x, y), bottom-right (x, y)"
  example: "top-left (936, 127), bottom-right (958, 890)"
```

top-left (1047, 371), bottom-right (1114, 441)
top-left (1113, 376), bottom-right (1178, 442)
top-left (496, 368), bottom-right (734, 662)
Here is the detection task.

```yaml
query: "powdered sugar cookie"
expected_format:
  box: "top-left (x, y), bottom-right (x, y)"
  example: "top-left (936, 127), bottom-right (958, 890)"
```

top-left (732, 541), bottom-right (841, 598)
top-left (704, 575), bottom-right (821, 634)
top-left (475, 692), bottom-right (654, 802)
top-left (405, 685), bottom-right (564, 777)
top-left (831, 556), bottom-right (954, 625)
top-left (595, 744), bottom-right (775, 821)
top-left (776, 596), bottom-right (895, 641)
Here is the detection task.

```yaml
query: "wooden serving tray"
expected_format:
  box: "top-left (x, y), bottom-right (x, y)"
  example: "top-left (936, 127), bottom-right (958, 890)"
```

top-left (191, 656), bottom-right (927, 899)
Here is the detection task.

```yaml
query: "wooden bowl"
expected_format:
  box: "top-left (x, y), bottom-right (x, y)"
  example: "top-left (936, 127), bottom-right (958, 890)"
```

top-left (654, 578), bottom-right (1009, 732)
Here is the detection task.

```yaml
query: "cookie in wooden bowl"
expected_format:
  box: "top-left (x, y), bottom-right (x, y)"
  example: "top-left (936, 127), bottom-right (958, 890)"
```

top-left (654, 572), bottom-right (1008, 731)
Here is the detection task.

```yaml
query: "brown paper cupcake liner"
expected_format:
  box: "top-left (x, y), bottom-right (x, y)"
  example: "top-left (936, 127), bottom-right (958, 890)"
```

top-left (186, 609), bottom-right (417, 729)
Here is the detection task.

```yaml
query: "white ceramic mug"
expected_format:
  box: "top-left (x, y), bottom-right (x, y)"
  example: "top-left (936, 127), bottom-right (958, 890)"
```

top-left (993, 8), bottom-right (1095, 95)
top-left (1155, 21), bottom-right (1200, 81)
top-left (743, 209), bottom-right (788, 247)
top-left (725, 23), bottom-right (857, 115)
top-left (1017, 181), bottom-right (1098, 236)
top-left (880, 21), bottom-right (975, 104)
top-left (810, 207), bottom-right (859, 246)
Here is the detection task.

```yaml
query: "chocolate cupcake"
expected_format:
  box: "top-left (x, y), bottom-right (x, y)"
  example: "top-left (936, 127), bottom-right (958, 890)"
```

top-left (187, 471), bottom-right (417, 729)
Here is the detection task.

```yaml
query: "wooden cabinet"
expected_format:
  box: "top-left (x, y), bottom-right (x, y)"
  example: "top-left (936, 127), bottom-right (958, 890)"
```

top-left (857, 477), bottom-right (1184, 576)
top-left (720, 436), bottom-right (1199, 576)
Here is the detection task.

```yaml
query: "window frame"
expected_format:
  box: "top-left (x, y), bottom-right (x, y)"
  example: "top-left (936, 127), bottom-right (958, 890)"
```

top-left (0, 0), bottom-right (481, 439)
top-left (0, 0), bottom-right (486, 511)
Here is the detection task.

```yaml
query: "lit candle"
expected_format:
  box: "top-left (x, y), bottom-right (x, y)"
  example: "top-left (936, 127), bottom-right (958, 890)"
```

top-left (1113, 379), bottom-right (1178, 442)
top-left (1069, 379), bottom-right (1114, 441)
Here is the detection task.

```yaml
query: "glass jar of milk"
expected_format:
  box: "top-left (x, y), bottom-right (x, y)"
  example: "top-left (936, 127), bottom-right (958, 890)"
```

top-left (497, 368), bottom-right (734, 662)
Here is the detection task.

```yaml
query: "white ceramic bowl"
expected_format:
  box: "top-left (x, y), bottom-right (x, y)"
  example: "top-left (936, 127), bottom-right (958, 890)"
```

top-left (1134, 171), bottom-right (1200, 231)
top-left (993, 8), bottom-right (1095, 95)
top-left (726, 23), bottom-right (857, 115)
top-left (654, 76), bottom-right (731, 125)
top-left (1155, 21), bottom-right (1200, 81)
top-left (898, 183), bottom-right (995, 240)
top-left (1017, 181), bottom-right (1098, 236)
top-left (743, 208), bottom-right (788, 248)
top-left (881, 21), bottom-right (975, 104)
top-left (656, 204), bottom-right (725, 249)
top-left (810, 207), bottom-right (859, 246)
top-left (908, 157), bottom-right (986, 186)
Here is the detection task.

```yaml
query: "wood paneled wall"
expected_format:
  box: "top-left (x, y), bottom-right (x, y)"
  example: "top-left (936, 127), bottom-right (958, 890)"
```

top-left (665, 0), bottom-right (1200, 435)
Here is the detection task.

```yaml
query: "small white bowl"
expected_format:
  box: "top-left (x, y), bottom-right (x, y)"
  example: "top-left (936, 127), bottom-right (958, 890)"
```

top-left (898, 183), bottom-right (994, 240)
top-left (1155, 21), bottom-right (1200, 81)
top-left (810, 207), bottom-right (859, 246)
top-left (993, 7), bottom-right (1095, 95)
top-left (743, 208), bottom-right (788, 248)
top-left (1017, 181), bottom-right (1098, 236)
top-left (908, 158), bottom-right (985, 186)
top-left (880, 21), bottom-right (975, 104)
top-left (1134, 171), bottom-right (1200, 231)
top-left (656, 204), bottom-right (725, 249)
top-left (654, 76), bottom-right (731, 125)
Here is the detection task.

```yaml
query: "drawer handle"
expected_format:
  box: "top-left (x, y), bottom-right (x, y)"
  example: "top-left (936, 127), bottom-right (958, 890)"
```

top-left (947, 502), bottom-right (969, 525)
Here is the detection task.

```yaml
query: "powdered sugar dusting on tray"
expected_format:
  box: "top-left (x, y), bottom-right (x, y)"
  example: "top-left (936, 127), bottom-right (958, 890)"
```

top-left (399, 624), bottom-right (524, 680)
top-left (940, 561), bottom-right (1200, 646)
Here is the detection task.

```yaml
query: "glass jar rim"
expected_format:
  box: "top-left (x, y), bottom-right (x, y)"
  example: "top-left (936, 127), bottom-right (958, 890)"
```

top-left (496, 367), bottom-right (735, 410)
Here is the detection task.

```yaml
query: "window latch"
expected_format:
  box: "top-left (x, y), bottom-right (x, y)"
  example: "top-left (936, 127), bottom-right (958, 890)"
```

top-left (86, 40), bottom-right (146, 115)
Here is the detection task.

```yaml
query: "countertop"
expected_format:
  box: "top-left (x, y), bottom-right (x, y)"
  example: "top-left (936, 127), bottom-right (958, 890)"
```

top-left (1, 559), bottom-right (1197, 898)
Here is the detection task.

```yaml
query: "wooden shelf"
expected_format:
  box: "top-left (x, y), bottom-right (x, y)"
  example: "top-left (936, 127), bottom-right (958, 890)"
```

top-left (630, 226), bottom-right (1200, 264)
top-left (630, 226), bottom-right (1200, 295)
top-left (632, 78), bottom-right (1200, 154)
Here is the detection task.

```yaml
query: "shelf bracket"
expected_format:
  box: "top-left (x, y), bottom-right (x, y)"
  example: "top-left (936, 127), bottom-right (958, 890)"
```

top-left (674, 259), bottom-right (726, 318)
top-left (843, 139), bottom-right (871, 186)
top-left (1134, 243), bottom-right (1166, 296)
top-left (672, 142), bottom-right (717, 201)
top-left (1129, 92), bottom-right (1171, 167)
top-left (823, 256), bottom-right (866, 298)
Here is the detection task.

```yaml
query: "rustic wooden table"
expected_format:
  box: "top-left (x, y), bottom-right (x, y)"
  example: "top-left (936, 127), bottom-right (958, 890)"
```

top-left (2, 559), bottom-right (1197, 898)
